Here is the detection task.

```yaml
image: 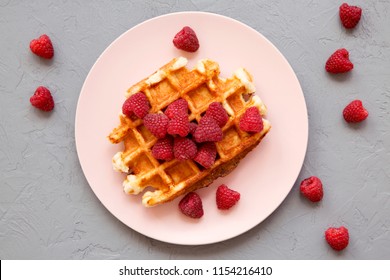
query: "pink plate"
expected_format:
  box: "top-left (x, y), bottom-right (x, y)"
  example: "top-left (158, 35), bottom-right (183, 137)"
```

top-left (75, 12), bottom-right (308, 245)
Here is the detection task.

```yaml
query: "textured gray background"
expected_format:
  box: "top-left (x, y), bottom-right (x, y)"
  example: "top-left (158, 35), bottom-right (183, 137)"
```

top-left (1, 0), bottom-right (389, 259)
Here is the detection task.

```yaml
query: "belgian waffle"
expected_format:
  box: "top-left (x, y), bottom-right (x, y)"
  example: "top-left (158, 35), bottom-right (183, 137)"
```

top-left (108, 57), bottom-right (271, 207)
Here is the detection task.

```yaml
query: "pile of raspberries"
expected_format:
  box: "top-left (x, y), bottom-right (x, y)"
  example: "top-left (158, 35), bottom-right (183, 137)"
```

top-left (121, 92), bottom-right (263, 168)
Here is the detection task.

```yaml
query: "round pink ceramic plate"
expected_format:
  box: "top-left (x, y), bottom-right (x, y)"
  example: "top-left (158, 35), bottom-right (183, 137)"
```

top-left (75, 12), bottom-right (308, 245)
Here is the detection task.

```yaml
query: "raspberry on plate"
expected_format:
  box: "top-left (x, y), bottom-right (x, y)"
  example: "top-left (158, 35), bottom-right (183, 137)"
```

top-left (339, 3), bottom-right (362, 29)
top-left (300, 176), bottom-right (323, 202)
top-left (179, 192), bottom-right (204, 219)
top-left (239, 106), bottom-right (263, 133)
top-left (205, 102), bottom-right (229, 128)
top-left (325, 226), bottom-right (349, 251)
top-left (152, 136), bottom-right (174, 161)
top-left (343, 100), bottom-right (368, 123)
top-left (29, 34), bottom-right (54, 59)
top-left (325, 48), bottom-right (353, 74)
top-left (173, 26), bottom-right (200, 52)
top-left (216, 184), bottom-right (240, 210)
top-left (173, 137), bottom-right (197, 161)
top-left (122, 92), bottom-right (150, 119)
top-left (194, 142), bottom-right (217, 169)
top-left (30, 86), bottom-right (54, 111)
top-left (143, 113), bottom-right (169, 139)
top-left (193, 115), bottom-right (223, 143)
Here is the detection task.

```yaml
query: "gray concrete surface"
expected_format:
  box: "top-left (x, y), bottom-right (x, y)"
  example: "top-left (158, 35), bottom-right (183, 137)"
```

top-left (1, 0), bottom-right (389, 259)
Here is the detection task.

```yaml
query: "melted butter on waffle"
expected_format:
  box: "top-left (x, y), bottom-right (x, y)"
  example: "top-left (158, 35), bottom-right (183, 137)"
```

top-left (108, 57), bottom-right (271, 207)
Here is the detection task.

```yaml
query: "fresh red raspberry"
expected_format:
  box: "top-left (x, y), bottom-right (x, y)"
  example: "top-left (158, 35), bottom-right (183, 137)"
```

top-left (164, 98), bottom-right (188, 119)
top-left (300, 176), bottom-right (323, 202)
top-left (173, 26), bottom-right (200, 52)
top-left (193, 116), bottom-right (223, 143)
top-left (143, 113), bottom-right (169, 139)
top-left (216, 184), bottom-right (240, 210)
top-left (179, 192), bottom-right (204, 219)
top-left (29, 34), bottom-right (54, 59)
top-left (339, 3), bottom-right (362, 29)
top-left (122, 98), bottom-right (134, 118)
top-left (194, 142), bottom-right (217, 169)
top-left (325, 48), bottom-right (354, 74)
top-left (343, 100), bottom-right (368, 123)
top-left (173, 137), bottom-right (197, 161)
top-left (239, 107), bottom-right (263, 133)
top-left (325, 226), bottom-right (349, 251)
top-left (30, 86), bottom-right (54, 111)
top-left (122, 92), bottom-right (150, 119)
top-left (188, 122), bottom-right (198, 135)
top-left (167, 114), bottom-right (190, 137)
top-left (151, 137), bottom-right (174, 161)
top-left (205, 102), bottom-right (229, 128)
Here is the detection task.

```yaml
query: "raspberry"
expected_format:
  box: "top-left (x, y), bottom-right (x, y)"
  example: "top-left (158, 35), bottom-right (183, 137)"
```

top-left (29, 34), bottom-right (54, 59)
top-left (299, 176), bottom-right (323, 202)
top-left (205, 102), bottom-right (229, 128)
top-left (194, 142), bottom-right (217, 169)
top-left (164, 98), bottom-right (188, 119)
top-left (239, 107), bottom-right (263, 133)
top-left (173, 137), bottom-right (197, 161)
top-left (173, 26), bottom-right (200, 52)
top-left (343, 100), bottom-right (368, 123)
top-left (167, 114), bottom-right (190, 137)
top-left (152, 137), bottom-right (174, 161)
top-left (122, 98), bottom-right (134, 118)
top-left (193, 116), bottom-right (223, 143)
top-left (339, 3), bottom-right (362, 29)
top-left (216, 184), bottom-right (240, 210)
top-left (143, 113), bottom-right (169, 139)
top-left (325, 226), bottom-right (349, 251)
top-left (179, 192), bottom-right (204, 219)
top-left (325, 48), bottom-right (353, 74)
top-left (188, 122), bottom-right (198, 135)
top-left (30, 86), bottom-right (54, 111)
top-left (122, 92), bottom-right (150, 119)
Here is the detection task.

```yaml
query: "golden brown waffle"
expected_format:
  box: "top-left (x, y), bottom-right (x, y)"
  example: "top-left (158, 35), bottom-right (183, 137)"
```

top-left (108, 57), bottom-right (271, 207)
